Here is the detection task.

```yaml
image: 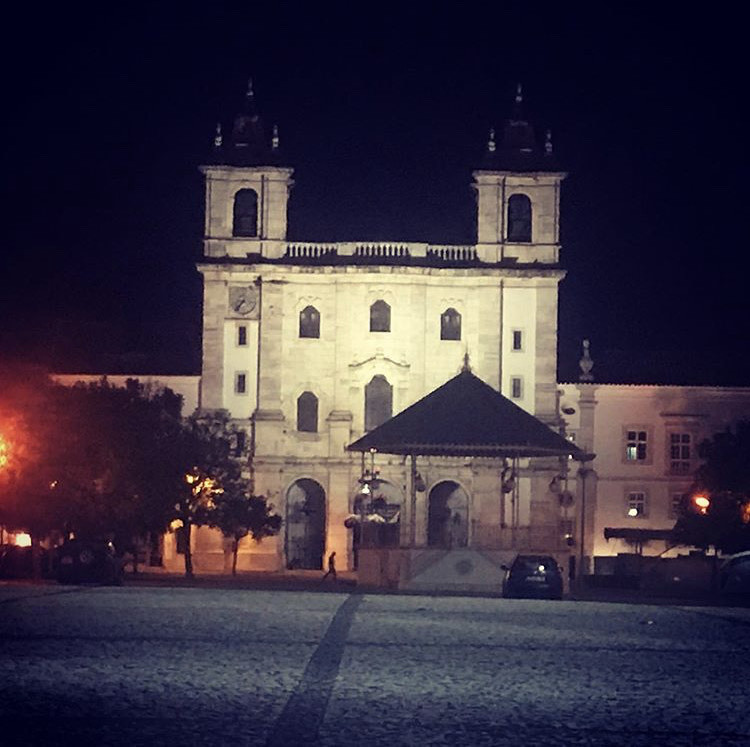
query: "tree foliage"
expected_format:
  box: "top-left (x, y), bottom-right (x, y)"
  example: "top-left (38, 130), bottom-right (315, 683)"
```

top-left (209, 493), bottom-right (282, 575)
top-left (672, 421), bottom-right (750, 554)
top-left (1, 364), bottom-right (276, 578)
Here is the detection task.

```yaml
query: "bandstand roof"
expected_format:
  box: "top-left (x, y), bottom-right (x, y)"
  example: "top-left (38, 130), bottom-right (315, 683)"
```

top-left (347, 368), bottom-right (591, 460)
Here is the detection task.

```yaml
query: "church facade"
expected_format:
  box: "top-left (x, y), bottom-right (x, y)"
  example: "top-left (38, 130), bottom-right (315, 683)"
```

top-left (180, 84), bottom-right (587, 585)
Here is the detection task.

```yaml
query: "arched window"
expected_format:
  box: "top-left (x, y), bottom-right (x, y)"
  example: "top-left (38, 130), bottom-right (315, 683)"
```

top-left (365, 375), bottom-right (392, 431)
top-left (440, 308), bottom-right (461, 340)
top-left (297, 391), bottom-right (318, 433)
top-left (507, 193), bottom-right (532, 242)
top-left (369, 300), bottom-right (391, 332)
top-left (233, 189), bottom-right (258, 237)
top-left (299, 305), bottom-right (320, 338)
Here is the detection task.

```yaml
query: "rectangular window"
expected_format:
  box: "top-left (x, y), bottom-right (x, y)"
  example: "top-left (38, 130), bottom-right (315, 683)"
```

top-left (671, 492), bottom-right (686, 518)
top-left (235, 372), bottom-right (247, 395)
top-left (237, 325), bottom-right (248, 346)
top-left (510, 376), bottom-right (523, 399)
top-left (625, 430), bottom-right (648, 461)
top-left (669, 433), bottom-right (692, 474)
top-left (627, 491), bottom-right (646, 518)
top-left (512, 329), bottom-right (523, 351)
top-left (234, 430), bottom-right (247, 456)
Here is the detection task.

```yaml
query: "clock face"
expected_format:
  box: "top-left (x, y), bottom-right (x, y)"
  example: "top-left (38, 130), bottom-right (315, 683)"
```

top-left (229, 286), bottom-right (258, 317)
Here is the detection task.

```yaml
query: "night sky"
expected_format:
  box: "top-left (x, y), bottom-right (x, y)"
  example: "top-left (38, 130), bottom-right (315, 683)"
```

top-left (2, 5), bottom-right (746, 385)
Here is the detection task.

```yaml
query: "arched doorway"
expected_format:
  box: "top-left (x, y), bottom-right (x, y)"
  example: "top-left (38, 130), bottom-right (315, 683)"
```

top-left (427, 481), bottom-right (469, 549)
top-left (285, 479), bottom-right (326, 569)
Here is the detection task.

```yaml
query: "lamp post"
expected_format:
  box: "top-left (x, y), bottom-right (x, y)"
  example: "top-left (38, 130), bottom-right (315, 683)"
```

top-left (355, 448), bottom-right (380, 570)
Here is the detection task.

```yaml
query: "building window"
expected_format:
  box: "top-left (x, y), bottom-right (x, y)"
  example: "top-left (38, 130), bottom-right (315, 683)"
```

top-left (507, 194), bottom-right (532, 242)
top-left (232, 189), bottom-right (258, 237)
top-left (297, 392), bottom-right (318, 433)
top-left (234, 430), bottom-right (247, 456)
top-left (299, 306), bottom-right (320, 339)
top-left (235, 372), bottom-right (247, 395)
top-left (510, 376), bottom-right (523, 399)
top-left (365, 375), bottom-right (392, 431)
top-left (627, 491), bottom-right (647, 518)
top-left (512, 329), bottom-right (523, 351)
top-left (625, 430), bottom-right (648, 462)
top-left (369, 300), bottom-right (391, 332)
top-left (671, 492), bottom-right (686, 518)
top-left (440, 308), bottom-right (461, 340)
top-left (669, 433), bottom-right (692, 474)
top-left (237, 325), bottom-right (248, 346)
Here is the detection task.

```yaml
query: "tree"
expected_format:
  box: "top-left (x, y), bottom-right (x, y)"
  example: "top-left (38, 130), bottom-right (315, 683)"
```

top-left (168, 410), bottom-right (248, 578)
top-left (209, 493), bottom-right (282, 575)
top-left (672, 421), bottom-right (750, 555)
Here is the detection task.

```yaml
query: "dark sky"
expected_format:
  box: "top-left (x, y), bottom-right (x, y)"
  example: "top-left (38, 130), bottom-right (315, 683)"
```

top-left (1, 5), bottom-right (746, 384)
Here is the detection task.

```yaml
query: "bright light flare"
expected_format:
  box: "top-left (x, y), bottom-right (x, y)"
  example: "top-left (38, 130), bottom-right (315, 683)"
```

top-left (14, 533), bottom-right (31, 547)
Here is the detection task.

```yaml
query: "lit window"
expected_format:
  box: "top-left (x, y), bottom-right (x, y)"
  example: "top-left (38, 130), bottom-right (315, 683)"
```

top-left (235, 372), bottom-right (247, 395)
top-left (297, 392), bottom-right (318, 433)
top-left (299, 305), bottom-right (320, 338)
top-left (511, 377), bottom-right (523, 399)
top-left (440, 308), bottom-right (461, 340)
top-left (625, 430), bottom-right (648, 461)
top-left (237, 325), bottom-right (247, 346)
top-left (232, 189), bottom-right (258, 237)
top-left (507, 194), bottom-right (532, 242)
top-left (512, 330), bottom-right (523, 351)
top-left (365, 375), bottom-right (392, 430)
top-left (627, 491), bottom-right (646, 518)
top-left (669, 433), bottom-right (692, 474)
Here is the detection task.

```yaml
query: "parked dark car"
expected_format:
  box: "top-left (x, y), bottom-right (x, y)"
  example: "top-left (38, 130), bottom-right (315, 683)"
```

top-left (719, 551), bottom-right (750, 599)
top-left (0, 544), bottom-right (52, 579)
top-left (56, 539), bottom-right (123, 585)
top-left (502, 554), bottom-right (563, 600)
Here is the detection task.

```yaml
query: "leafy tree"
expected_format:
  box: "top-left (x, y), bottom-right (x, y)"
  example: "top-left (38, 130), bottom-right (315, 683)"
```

top-left (672, 421), bottom-right (750, 555)
top-left (209, 493), bottom-right (282, 575)
top-left (168, 410), bottom-right (248, 578)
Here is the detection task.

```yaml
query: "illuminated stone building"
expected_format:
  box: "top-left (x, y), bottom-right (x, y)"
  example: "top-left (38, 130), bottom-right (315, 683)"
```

top-left (182, 83), bottom-right (586, 588)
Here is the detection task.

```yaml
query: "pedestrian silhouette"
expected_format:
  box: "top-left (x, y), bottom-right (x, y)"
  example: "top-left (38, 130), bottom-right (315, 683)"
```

top-left (322, 551), bottom-right (337, 581)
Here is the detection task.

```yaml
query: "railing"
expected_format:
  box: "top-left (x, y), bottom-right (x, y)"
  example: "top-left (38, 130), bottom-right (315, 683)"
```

top-left (284, 241), bottom-right (478, 261)
top-left (285, 243), bottom-right (339, 259)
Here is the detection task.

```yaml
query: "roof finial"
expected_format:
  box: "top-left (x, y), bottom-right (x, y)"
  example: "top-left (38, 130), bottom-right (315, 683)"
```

top-left (487, 127), bottom-right (496, 153)
top-left (271, 124), bottom-right (279, 151)
top-left (515, 82), bottom-right (523, 104)
top-left (461, 352), bottom-right (472, 373)
top-left (246, 77), bottom-right (254, 98)
top-left (545, 129), bottom-right (553, 155)
top-left (579, 339), bottom-right (594, 382)
top-left (213, 122), bottom-right (223, 149)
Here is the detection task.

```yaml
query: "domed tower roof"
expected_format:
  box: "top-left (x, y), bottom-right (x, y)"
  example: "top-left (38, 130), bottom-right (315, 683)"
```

top-left (480, 84), bottom-right (561, 173)
top-left (208, 79), bottom-right (286, 167)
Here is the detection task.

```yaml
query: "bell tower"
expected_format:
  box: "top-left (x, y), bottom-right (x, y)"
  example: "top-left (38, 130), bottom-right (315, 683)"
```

top-left (473, 85), bottom-right (566, 265)
top-left (200, 80), bottom-right (293, 261)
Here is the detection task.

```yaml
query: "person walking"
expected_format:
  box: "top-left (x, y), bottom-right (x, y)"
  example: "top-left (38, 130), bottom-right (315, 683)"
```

top-left (322, 551), bottom-right (337, 582)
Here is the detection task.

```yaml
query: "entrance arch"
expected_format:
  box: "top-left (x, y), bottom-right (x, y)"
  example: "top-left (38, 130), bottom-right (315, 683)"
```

top-left (427, 481), bottom-right (469, 549)
top-left (285, 479), bottom-right (326, 569)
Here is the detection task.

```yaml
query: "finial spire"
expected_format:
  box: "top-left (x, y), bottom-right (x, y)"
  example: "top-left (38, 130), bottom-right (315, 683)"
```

top-left (487, 127), bottom-right (496, 153)
top-left (213, 122), bottom-right (223, 149)
top-left (515, 82), bottom-right (523, 104)
top-left (461, 352), bottom-right (472, 373)
top-left (545, 129), bottom-right (553, 155)
top-left (271, 124), bottom-right (279, 151)
top-left (246, 77), bottom-right (254, 98)
top-left (579, 339), bottom-right (594, 382)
